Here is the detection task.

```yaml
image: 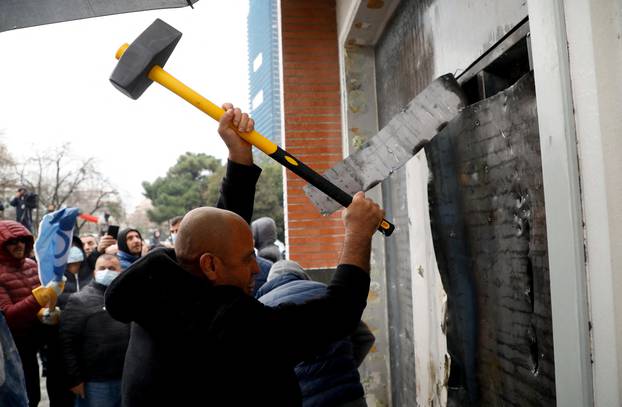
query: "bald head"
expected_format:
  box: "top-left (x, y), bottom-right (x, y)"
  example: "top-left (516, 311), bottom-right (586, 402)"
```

top-left (175, 207), bottom-right (249, 274)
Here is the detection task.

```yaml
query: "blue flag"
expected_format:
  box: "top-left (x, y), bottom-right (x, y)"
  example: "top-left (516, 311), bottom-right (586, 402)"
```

top-left (34, 207), bottom-right (80, 286)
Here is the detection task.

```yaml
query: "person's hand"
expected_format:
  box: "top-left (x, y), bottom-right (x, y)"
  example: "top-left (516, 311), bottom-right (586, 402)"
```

top-left (70, 383), bottom-right (85, 398)
top-left (32, 277), bottom-right (66, 307)
top-left (141, 240), bottom-right (149, 256)
top-left (218, 103), bottom-right (254, 165)
top-left (338, 192), bottom-right (384, 272)
top-left (37, 306), bottom-right (61, 325)
top-left (105, 244), bottom-right (118, 255)
top-left (98, 235), bottom-right (116, 253)
top-left (342, 192), bottom-right (385, 239)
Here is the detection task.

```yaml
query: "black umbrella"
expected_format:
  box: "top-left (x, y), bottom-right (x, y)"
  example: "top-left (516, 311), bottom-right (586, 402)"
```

top-left (0, 0), bottom-right (198, 32)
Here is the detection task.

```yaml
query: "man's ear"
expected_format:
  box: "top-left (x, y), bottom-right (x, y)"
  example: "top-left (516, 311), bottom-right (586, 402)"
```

top-left (199, 253), bottom-right (218, 282)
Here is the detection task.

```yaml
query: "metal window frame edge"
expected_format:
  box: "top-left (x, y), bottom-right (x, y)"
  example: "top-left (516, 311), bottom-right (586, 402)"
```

top-left (527, 0), bottom-right (593, 405)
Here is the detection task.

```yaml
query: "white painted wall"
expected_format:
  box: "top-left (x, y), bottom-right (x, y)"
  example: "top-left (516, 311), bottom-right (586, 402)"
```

top-left (424, 0), bottom-right (527, 76)
top-left (406, 153), bottom-right (449, 406)
top-left (563, 0), bottom-right (622, 404)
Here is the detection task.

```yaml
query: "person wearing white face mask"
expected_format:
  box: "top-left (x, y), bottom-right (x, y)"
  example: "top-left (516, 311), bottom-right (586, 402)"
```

top-left (59, 254), bottom-right (130, 407)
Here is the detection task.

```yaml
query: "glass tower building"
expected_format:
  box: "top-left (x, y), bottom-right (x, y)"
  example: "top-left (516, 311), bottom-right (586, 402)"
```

top-left (247, 0), bottom-right (282, 144)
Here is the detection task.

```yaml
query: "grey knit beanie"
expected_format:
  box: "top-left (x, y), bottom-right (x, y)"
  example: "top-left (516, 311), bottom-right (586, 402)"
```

top-left (267, 260), bottom-right (311, 282)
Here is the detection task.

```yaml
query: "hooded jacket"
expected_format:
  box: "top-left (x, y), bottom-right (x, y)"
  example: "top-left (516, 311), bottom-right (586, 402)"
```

top-left (0, 221), bottom-right (42, 338)
top-left (104, 161), bottom-right (371, 406)
top-left (258, 272), bottom-right (372, 407)
top-left (117, 228), bottom-right (142, 270)
top-left (57, 237), bottom-right (93, 309)
top-left (251, 217), bottom-right (282, 262)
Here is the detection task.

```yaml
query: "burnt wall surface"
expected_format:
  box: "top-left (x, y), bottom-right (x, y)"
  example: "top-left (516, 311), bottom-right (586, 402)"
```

top-left (374, 0), bottom-right (434, 406)
top-left (427, 73), bottom-right (556, 406)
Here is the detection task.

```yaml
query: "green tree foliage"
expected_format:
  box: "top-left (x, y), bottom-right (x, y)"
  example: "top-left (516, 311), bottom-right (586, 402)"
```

top-left (142, 153), bottom-right (222, 224)
top-left (143, 153), bottom-right (285, 242)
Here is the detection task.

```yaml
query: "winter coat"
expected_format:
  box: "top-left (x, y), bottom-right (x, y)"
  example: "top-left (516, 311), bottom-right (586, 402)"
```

top-left (106, 250), bottom-right (369, 407)
top-left (105, 161), bottom-right (371, 407)
top-left (117, 250), bottom-right (140, 271)
top-left (59, 281), bottom-right (130, 387)
top-left (9, 196), bottom-right (34, 231)
top-left (0, 221), bottom-right (42, 339)
top-left (258, 273), bottom-right (373, 407)
top-left (58, 266), bottom-right (92, 309)
top-left (252, 255), bottom-right (273, 296)
top-left (0, 312), bottom-right (29, 406)
top-left (57, 240), bottom-right (93, 309)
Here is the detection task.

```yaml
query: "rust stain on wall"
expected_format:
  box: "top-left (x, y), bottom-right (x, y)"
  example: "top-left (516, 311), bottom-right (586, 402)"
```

top-left (367, 0), bottom-right (385, 9)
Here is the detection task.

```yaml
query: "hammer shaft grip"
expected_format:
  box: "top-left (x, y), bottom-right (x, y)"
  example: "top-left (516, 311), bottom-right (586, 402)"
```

top-left (148, 66), bottom-right (395, 236)
top-left (269, 147), bottom-right (394, 236)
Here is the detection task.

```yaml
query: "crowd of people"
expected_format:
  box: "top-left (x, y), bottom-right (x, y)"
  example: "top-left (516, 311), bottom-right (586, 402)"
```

top-left (0, 104), bottom-right (383, 407)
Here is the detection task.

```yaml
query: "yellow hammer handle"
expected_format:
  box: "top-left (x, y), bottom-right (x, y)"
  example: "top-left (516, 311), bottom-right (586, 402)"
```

top-left (113, 44), bottom-right (396, 236)
top-left (148, 66), bottom-right (278, 155)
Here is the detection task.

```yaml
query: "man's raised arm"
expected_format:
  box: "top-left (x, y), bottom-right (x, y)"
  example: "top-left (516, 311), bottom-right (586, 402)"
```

top-left (215, 103), bottom-right (261, 224)
top-left (251, 192), bottom-right (385, 364)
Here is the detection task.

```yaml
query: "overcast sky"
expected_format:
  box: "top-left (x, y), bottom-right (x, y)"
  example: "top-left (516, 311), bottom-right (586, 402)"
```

top-left (0, 1), bottom-right (250, 212)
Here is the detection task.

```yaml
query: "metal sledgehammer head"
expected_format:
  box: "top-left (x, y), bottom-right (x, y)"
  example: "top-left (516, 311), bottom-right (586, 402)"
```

top-left (110, 19), bottom-right (182, 99)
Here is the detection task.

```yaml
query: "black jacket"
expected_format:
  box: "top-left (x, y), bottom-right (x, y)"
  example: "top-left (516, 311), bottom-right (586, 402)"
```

top-left (59, 281), bottom-right (130, 387)
top-left (58, 238), bottom-right (94, 309)
top-left (106, 250), bottom-right (368, 407)
top-left (105, 160), bottom-right (371, 406)
top-left (58, 264), bottom-right (92, 310)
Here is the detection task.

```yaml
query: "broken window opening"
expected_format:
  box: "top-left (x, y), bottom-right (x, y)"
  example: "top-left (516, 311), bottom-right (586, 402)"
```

top-left (459, 18), bottom-right (532, 104)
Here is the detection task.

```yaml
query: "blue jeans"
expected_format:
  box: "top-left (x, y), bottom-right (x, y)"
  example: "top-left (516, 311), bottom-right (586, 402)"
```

top-left (74, 380), bottom-right (121, 407)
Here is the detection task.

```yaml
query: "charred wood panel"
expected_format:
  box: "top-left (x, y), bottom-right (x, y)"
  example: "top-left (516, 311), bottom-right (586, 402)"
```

top-left (427, 72), bottom-right (556, 406)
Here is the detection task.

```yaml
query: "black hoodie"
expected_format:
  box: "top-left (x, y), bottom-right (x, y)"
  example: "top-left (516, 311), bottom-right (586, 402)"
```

top-left (117, 228), bottom-right (142, 254)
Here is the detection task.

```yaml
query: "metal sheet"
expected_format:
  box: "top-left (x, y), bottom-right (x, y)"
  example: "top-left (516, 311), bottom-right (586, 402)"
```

top-left (427, 72), bottom-right (556, 405)
top-left (303, 74), bottom-right (466, 215)
top-left (0, 0), bottom-right (197, 32)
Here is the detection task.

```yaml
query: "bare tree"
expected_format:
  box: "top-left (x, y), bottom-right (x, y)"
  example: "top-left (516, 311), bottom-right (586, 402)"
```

top-left (13, 143), bottom-right (123, 233)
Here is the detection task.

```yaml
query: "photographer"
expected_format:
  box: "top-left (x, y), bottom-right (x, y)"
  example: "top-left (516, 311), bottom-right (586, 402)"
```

top-left (10, 188), bottom-right (37, 232)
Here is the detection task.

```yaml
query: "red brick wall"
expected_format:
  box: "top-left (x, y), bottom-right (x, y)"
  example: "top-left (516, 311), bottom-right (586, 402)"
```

top-left (281, 0), bottom-right (344, 269)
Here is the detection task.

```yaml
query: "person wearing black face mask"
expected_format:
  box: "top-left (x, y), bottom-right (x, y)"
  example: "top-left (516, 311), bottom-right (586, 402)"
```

top-left (59, 254), bottom-right (129, 407)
